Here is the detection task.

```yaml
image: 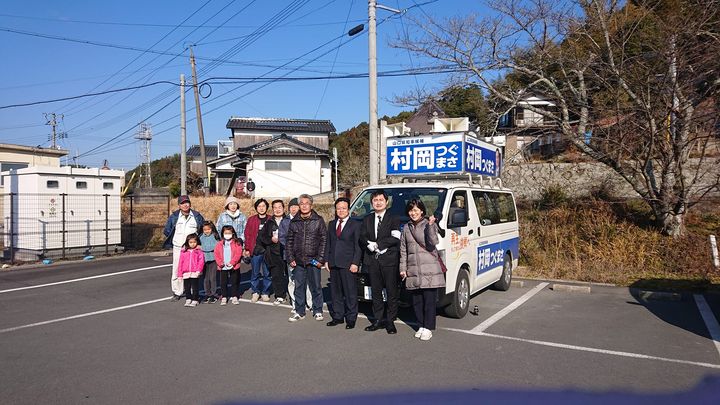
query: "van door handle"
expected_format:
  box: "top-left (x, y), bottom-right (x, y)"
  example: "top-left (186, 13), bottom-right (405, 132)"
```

top-left (477, 227), bottom-right (481, 234)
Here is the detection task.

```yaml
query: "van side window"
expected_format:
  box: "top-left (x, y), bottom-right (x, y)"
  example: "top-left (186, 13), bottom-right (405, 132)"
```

top-left (448, 190), bottom-right (468, 224)
top-left (494, 193), bottom-right (517, 223)
top-left (472, 191), bottom-right (516, 225)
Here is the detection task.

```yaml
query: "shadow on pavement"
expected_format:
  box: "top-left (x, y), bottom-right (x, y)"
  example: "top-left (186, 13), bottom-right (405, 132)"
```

top-left (628, 278), bottom-right (720, 340)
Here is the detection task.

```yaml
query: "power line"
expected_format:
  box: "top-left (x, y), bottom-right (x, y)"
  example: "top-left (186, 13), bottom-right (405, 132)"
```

top-left (75, 1), bottom-right (438, 159)
top-left (0, 81), bottom-right (179, 110)
top-left (54, 0), bottom-right (215, 114)
top-left (60, 0), bottom-right (234, 117)
top-left (73, 0), bottom-right (310, 159)
top-left (314, 0), bottom-right (355, 118)
top-left (0, 12), bottom-right (364, 29)
top-left (64, 0), bottom-right (257, 135)
top-left (397, 0), bottom-right (422, 96)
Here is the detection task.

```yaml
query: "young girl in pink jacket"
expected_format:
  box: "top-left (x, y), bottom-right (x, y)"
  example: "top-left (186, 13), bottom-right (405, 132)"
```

top-left (214, 225), bottom-right (244, 305)
top-left (177, 233), bottom-right (205, 307)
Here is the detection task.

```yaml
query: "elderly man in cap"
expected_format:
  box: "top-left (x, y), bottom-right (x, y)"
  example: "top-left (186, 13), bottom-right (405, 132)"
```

top-left (163, 195), bottom-right (205, 301)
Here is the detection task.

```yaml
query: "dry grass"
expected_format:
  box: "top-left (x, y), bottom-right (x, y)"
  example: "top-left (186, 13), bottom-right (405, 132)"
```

top-left (517, 200), bottom-right (720, 289)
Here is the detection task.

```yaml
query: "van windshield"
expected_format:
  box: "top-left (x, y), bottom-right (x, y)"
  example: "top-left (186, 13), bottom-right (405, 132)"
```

top-left (349, 187), bottom-right (448, 221)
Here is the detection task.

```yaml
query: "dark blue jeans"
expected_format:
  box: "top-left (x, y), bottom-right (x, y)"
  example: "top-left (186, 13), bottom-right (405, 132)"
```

top-left (250, 254), bottom-right (271, 295)
top-left (292, 264), bottom-right (323, 316)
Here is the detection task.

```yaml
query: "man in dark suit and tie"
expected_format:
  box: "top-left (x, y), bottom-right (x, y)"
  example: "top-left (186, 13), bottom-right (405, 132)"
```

top-left (359, 189), bottom-right (401, 334)
top-left (324, 197), bottom-right (363, 329)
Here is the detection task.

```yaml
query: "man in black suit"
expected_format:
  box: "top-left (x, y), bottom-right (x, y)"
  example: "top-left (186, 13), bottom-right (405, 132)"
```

top-left (359, 189), bottom-right (401, 334)
top-left (324, 197), bottom-right (363, 329)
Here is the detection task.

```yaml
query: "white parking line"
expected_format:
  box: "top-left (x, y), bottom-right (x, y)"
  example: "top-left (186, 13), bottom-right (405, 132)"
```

top-left (0, 264), bottom-right (171, 294)
top-left (694, 294), bottom-right (720, 360)
top-left (469, 282), bottom-right (549, 333)
top-left (440, 330), bottom-right (720, 370)
top-left (0, 297), bottom-right (170, 334)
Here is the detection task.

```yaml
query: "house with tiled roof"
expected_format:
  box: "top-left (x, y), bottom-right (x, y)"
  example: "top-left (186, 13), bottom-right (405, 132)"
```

top-left (208, 118), bottom-right (335, 198)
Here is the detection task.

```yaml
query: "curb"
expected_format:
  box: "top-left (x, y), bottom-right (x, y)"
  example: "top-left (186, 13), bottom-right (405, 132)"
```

top-left (551, 283), bottom-right (592, 294)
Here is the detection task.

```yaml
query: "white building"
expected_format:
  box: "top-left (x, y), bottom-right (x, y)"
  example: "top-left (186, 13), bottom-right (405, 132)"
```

top-left (208, 118), bottom-right (335, 198)
top-left (1, 166), bottom-right (123, 260)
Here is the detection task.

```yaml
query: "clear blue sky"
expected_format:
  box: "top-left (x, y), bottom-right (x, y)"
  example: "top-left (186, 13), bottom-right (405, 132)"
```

top-left (0, 0), bottom-right (475, 170)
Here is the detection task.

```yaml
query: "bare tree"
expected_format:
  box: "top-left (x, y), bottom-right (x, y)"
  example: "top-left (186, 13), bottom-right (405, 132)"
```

top-left (396, 0), bottom-right (720, 236)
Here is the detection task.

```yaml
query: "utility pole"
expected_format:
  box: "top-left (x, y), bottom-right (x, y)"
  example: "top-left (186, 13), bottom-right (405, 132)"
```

top-left (180, 74), bottom-right (187, 196)
top-left (333, 147), bottom-right (339, 200)
top-left (189, 45), bottom-right (209, 196)
top-left (363, 1), bottom-right (401, 185)
top-left (44, 113), bottom-right (66, 149)
top-left (368, 1), bottom-right (379, 185)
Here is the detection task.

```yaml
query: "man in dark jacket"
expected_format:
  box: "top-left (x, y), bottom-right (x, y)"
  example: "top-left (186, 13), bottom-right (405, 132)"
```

top-left (257, 200), bottom-right (288, 306)
top-left (324, 197), bottom-right (362, 329)
top-left (359, 189), bottom-right (401, 334)
top-left (163, 195), bottom-right (205, 300)
top-left (286, 194), bottom-right (327, 322)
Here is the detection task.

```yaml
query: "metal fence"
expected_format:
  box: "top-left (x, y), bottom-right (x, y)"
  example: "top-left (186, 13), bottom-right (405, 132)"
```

top-left (120, 194), bottom-right (172, 252)
top-left (0, 193), bottom-right (174, 264)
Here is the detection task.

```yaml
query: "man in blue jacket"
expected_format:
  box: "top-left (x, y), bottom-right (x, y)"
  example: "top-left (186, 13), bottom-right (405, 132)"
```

top-left (163, 195), bottom-right (205, 300)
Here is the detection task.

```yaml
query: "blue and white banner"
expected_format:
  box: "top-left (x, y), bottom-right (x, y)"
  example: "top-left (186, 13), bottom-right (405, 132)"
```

top-left (386, 133), bottom-right (502, 177)
top-left (387, 135), bottom-right (463, 175)
top-left (465, 136), bottom-right (502, 177)
top-left (477, 237), bottom-right (519, 275)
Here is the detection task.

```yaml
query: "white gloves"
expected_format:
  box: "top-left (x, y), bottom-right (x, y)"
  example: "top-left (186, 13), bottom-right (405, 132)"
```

top-left (367, 241), bottom-right (378, 252)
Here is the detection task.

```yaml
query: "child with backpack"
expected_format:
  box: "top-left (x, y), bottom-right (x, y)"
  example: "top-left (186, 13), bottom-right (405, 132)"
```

top-left (200, 221), bottom-right (221, 303)
top-left (214, 225), bottom-right (244, 305)
top-left (177, 233), bottom-right (205, 307)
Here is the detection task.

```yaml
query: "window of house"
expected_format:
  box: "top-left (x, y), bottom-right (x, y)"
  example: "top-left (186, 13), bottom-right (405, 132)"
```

top-left (265, 161), bottom-right (292, 171)
top-left (76, 181), bottom-right (88, 189)
top-left (46, 180), bottom-right (59, 189)
top-left (515, 108), bottom-right (524, 120)
top-left (0, 162), bottom-right (29, 186)
top-left (103, 182), bottom-right (114, 190)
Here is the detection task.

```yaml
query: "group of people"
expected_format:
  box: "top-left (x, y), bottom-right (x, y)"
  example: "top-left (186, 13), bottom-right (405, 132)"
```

top-left (162, 190), bottom-right (445, 341)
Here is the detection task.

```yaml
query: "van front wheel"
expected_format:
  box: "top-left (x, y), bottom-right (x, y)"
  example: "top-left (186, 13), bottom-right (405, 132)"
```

top-left (492, 254), bottom-right (512, 291)
top-left (445, 268), bottom-right (470, 319)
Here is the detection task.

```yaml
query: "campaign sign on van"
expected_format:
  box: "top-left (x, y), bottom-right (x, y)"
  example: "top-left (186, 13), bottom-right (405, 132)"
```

top-left (477, 237), bottom-right (519, 275)
top-left (387, 134), bottom-right (463, 175)
top-left (465, 136), bottom-right (502, 177)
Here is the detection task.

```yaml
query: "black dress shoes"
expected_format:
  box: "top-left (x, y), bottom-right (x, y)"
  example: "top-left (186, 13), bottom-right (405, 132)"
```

top-left (345, 321), bottom-right (355, 329)
top-left (364, 321), bottom-right (384, 332)
top-left (386, 324), bottom-right (397, 334)
top-left (326, 319), bottom-right (344, 327)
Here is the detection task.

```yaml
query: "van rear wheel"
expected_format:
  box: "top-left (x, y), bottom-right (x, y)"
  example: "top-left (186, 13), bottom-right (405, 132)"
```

top-left (492, 254), bottom-right (512, 291)
top-left (445, 268), bottom-right (470, 319)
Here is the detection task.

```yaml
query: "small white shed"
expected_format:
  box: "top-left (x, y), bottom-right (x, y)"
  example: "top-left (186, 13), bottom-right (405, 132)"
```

top-left (2, 166), bottom-right (124, 260)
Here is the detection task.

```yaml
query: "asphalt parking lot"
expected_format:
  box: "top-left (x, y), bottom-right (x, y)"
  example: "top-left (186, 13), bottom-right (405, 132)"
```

top-left (1, 254), bottom-right (719, 404)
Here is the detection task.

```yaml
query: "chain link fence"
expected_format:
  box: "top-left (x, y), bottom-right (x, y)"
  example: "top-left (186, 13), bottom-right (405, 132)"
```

top-left (0, 192), bottom-right (172, 264)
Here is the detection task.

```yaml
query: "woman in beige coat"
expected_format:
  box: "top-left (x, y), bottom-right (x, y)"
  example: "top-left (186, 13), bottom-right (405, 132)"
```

top-left (400, 198), bottom-right (445, 341)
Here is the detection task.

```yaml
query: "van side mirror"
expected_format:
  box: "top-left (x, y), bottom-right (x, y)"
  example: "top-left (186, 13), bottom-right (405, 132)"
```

top-left (448, 209), bottom-right (468, 228)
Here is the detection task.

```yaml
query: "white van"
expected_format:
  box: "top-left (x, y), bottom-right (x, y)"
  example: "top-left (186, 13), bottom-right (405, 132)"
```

top-left (349, 177), bottom-right (519, 319)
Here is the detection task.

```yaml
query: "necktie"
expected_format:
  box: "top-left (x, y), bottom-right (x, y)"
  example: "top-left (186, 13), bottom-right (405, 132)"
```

top-left (376, 215), bottom-right (382, 238)
top-left (336, 219), bottom-right (343, 238)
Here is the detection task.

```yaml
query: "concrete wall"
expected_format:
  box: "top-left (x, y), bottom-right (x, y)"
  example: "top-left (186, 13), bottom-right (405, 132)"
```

top-left (502, 159), bottom-right (720, 200)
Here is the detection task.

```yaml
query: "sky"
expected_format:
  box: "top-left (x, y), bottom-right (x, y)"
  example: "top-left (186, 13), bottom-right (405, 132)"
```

top-left (0, 0), bottom-right (478, 170)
